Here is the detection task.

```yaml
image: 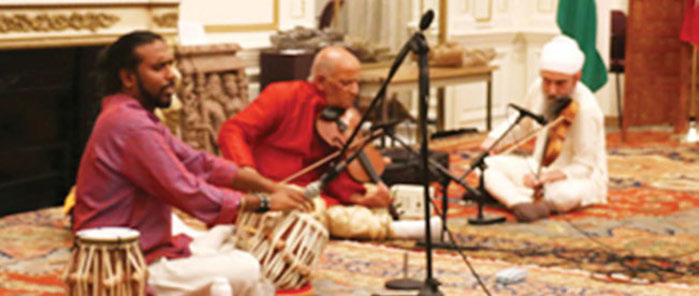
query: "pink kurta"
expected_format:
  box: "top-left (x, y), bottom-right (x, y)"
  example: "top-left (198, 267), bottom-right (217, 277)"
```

top-left (74, 94), bottom-right (241, 263)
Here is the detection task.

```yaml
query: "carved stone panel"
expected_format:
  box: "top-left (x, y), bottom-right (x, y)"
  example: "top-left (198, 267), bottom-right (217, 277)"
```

top-left (174, 43), bottom-right (249, 155)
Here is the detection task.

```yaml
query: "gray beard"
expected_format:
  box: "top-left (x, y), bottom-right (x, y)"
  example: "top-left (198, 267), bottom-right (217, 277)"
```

top-left (543, 96), bottom-right (572, 121)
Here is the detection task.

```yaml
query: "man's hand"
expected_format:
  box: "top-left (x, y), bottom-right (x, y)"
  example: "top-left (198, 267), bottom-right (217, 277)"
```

top-left (267, 187), bottom-right (313, 212)
top-left (539, 170), bottom-right (566, 184)
top-left (523, 170), bottom-right (566, 188)
top-left (523, 173), bottom-right (542, 189)
top-left (350, 182), bottom-right (394, 208)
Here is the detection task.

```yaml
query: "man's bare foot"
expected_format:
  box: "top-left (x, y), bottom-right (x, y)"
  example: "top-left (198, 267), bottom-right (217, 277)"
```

top-left (512, 202), bottom-right (551, 222)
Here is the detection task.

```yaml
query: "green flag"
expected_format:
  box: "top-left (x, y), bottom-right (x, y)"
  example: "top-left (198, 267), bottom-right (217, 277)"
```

top-left (557, 0), bottom-right (608, 92)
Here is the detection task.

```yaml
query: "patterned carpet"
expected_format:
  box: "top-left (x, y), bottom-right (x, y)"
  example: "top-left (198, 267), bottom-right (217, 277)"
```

top-left (0, 130), bottom-right (697, 295)
top-left (421, 130), bottom-right (699, 285)
top-left (314, 241), bottom-right (699, 295)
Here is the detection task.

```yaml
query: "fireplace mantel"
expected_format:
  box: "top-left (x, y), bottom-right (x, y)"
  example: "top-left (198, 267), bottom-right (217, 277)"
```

top-left (0, 0), bottom-right (179, 50)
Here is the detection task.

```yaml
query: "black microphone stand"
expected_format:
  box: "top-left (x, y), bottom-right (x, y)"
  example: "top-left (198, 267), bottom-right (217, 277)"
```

top-left (458, 113), bottom-right (531, 225)
top-left (380, 126), bottom-right (483, 236)
top-left (315, 9), bottom-right (445, 295)
top-left (316, 9), bottom-right (443, 294)
top-left (411, 17), bottom-right (444, 296)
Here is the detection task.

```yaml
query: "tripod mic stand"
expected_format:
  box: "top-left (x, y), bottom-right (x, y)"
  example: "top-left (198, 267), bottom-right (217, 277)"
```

top-left (351, 9), bottom-right (442, 295)
top-left (458, 112), bottom-right (531, 225)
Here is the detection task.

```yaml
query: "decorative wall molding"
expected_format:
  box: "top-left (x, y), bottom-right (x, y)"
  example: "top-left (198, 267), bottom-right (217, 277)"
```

top-left (0, 12), bottom-right (119, 33)
top-left (473, 0), bottom-right (493, 22)
top-left (0, 1), bottom-right (180, 50)
top-left (537, 0), bottom-right (555, 13)
top-left (291, 0), bottom-right (306, 19)
top-left (152, 12), bottom-right (178, 28)
top-left (496, 0), bottom-right (509, 12)
top-left (202, 0), bottom-right (279, 33)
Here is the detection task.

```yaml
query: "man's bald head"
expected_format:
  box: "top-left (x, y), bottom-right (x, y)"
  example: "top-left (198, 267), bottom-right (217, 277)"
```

top-left (310, 46), bottom-right (360, 81)
top-left (310, 46), bottom-right (361, 109)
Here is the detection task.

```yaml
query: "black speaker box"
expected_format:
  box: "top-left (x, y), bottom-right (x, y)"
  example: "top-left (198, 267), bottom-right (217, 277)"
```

top-left (380, 147), bottom-right (450, 186)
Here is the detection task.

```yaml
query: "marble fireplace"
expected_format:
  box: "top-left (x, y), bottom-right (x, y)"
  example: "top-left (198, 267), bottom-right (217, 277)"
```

top-left (0, 0), bottom-right (179, 215)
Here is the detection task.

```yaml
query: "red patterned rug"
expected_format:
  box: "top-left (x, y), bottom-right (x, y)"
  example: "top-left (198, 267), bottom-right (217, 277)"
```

top-left (416, 130), bottom-right (699, 284)
top-left (0, 130), bottom-right (697, 295)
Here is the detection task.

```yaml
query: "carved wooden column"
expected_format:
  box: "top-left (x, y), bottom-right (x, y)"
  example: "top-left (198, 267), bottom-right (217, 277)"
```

top-left (624, 0), bottom-right (688, 135)
top-left (175, 43), bottom-right (250, 155)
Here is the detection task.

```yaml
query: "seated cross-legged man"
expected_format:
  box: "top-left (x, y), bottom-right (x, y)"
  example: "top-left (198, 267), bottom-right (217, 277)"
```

top-left (72, 30), bottom-right (311, 296)
top-left (218, 46), bottom-right (441, 241)
top-left (479, 35), bottom-right (608, 222)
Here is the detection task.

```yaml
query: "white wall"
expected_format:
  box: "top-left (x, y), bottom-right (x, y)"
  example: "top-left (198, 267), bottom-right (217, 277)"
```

top-left (178, 0), bottom-right (317, 97)
top-left (177, 0), bottom-right (624, 130)
top-left (422, 0), bottom-right (620, 131)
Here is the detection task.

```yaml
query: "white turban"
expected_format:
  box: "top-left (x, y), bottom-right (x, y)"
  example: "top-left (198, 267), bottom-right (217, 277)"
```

top-left (540, 35), bottom-right (585, 75)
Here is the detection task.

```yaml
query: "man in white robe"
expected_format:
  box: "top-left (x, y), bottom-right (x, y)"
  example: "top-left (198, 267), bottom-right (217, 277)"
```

top-left (480, 35), bottom-right (608, 222)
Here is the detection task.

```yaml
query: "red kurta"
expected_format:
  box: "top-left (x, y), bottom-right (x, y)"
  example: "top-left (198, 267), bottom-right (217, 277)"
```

top-left (218, 80), bottom-right (365, 206)
top-left (74, 94), bottom-right (241, 263)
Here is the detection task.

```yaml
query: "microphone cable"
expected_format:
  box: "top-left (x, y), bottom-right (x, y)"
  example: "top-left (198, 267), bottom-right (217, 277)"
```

top-left (422, 191), bottom-right (494, 296)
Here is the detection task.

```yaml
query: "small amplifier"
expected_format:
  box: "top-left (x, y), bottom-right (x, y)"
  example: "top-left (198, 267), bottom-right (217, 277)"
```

top-left (390, 184), bottom-right (434, 220)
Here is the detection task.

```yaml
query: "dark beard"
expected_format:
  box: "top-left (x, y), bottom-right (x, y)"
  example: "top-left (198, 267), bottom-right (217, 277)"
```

top-left (137, 76), bottom-right (173, 109)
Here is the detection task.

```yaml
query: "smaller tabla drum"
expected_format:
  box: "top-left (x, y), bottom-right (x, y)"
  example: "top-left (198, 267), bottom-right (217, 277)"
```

top-left (62, 227), bottom-right (148, 296)
top-left (234, 210), bottom-right (329, 290)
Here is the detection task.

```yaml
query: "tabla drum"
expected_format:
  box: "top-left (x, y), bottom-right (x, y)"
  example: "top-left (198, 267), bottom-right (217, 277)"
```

top-left (62, 227), bottom-right (148, 296)
top-left (234, 210), bottom-right (329, 290)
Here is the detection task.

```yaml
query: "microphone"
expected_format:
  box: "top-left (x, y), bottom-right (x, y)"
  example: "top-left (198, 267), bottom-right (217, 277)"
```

top-left (370, 118), bottom-right (405, 132)
top-left (302, 159), bottom-right (350, 199)
top-left (508, 103), bottom-right (547, 125)
top-left (303, 180), bottom-right (323, 200)
top-left (419, 9), bottom-right (435, 31)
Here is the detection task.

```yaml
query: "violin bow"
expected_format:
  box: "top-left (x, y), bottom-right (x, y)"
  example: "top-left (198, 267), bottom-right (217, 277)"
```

top-left (280, 129), bottom-right (384, 184)
top-left (494, 115), bottom-right (566, 192)
top-left (497, 116), bottom-right (565, 155)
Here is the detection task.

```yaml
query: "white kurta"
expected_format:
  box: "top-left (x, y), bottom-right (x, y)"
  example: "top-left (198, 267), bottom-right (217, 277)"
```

top-left (483, 79), bottom-right (608, 212)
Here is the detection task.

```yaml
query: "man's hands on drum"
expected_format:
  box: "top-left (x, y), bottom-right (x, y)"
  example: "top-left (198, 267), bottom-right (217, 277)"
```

top-left (350, 182), bottom-right (394, 208)
top-left (269, 184), bottom-right (314, 212)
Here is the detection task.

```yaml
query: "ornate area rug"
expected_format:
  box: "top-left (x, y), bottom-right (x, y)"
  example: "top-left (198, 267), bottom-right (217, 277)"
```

top-left (0, 208), bottom-right (70, 295)
top-left (314, 240), bottom-right (699, 295)
top-left (419, 130), bottom-right (699, 285)
top-left (0, 130), bottom-right (697, 295)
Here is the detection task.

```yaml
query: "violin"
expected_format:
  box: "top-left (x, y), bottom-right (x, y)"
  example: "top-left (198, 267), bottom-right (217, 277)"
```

top-left (315, 106), bottom-right (386, 184)
top-left (540, 97), bottom-right (579, 167)
top-left (527, 97), bottom-right (578, 200)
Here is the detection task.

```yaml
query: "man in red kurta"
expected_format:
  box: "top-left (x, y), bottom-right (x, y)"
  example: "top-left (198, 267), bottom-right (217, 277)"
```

top-left (219, 47), bottom-right (440, 240)
top-left (217, 79), bottom-right (369, 207)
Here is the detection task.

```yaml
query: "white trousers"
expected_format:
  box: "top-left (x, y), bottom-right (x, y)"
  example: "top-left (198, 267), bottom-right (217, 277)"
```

top-left (149, 225), bottom-right (274, 296)
top-left (326, 205), bottom-right (392, 240)
top-left (483, 155), bottom-right (595, 213)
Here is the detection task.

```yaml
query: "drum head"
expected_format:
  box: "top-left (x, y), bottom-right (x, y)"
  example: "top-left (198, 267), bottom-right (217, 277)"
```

top-left (76, 227), bottom-right (140, 242)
